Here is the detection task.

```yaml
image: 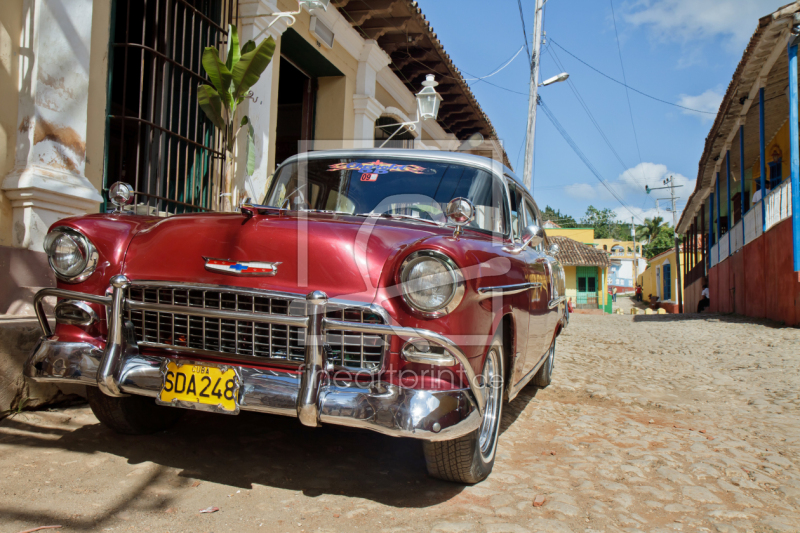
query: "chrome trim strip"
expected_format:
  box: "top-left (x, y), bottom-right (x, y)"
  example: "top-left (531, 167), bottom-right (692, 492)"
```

top-left (322, 317), bottom-right (484, 414)
top-left (136, 342), bottom-right (303, 366)
top-left (548, 296), bottom-right (566, 309)
top-left (477, 282), bottom-right (541, 300)
top-left (25, 339), bottom-right (480, 441)
top-left (126, 300), bottom-right (310, 328)
top-left (127, 280), bottom-right (305, 301)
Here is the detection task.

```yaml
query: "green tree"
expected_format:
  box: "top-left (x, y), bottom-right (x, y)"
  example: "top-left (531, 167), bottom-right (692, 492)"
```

top-left (643, 224), bottom-right (680, 259)
top-left (198, 25), bottom-right (276, 210)
top-left (541, 205), bottom-right (577, 227)
top-left (581, 205), bottom-right (617, 239)
top-left (636, 216), bottom-right (667, 244)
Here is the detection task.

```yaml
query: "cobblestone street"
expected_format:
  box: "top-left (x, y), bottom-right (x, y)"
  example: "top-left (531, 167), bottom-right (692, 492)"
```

top-left (1, 310), bottom-right (799, 533)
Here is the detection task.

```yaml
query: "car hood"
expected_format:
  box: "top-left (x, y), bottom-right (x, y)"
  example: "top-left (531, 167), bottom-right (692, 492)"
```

top-left (122, 212), bottom-right (449, 301)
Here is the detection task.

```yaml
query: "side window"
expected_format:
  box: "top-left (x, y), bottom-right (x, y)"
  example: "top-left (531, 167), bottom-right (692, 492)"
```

top-left (507, 181), bottom-right (522, 241)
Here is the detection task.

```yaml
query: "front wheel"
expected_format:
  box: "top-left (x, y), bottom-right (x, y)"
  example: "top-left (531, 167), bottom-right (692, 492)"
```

top-left (532, 337), bottom-right (556, 388)
top-left (87, 387), bottom-right (184, 435)
top-left (422, 336), bottom-right (504, 484)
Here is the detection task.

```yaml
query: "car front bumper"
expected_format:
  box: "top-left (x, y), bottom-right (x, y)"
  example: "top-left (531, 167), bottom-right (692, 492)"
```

top-left (25, 278), bottom-right (484, 442)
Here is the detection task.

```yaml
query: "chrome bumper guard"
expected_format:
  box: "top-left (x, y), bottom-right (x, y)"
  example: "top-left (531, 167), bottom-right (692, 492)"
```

top-left (26, 277), bottom-right (484, 441)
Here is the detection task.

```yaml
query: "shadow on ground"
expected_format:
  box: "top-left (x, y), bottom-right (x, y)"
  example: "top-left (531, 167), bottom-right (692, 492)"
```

top-left (0, 386), bottom-right (540, 518)
top-left (631, 312), bottom-right (791, 328)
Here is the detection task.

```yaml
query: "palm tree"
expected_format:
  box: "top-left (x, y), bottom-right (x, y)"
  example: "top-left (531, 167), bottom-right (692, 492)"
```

top-left (636, 216), bottom-right (666, 244)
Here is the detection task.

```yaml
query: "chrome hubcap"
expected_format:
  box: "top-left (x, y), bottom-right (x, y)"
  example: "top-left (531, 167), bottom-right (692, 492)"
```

top-left (478, 348), bottom-right (502, 461)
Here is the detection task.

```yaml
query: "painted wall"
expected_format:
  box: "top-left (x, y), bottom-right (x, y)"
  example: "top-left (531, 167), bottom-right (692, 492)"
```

top-left (708, 217), bottom-right (800, 325)
top-left (546, 227), bottom-right (594, 242)
top-left (750, 119), bottom-right (791, 203)
top-left (639, 248), bottom-right (685, 311)
top-left (0, 0), bottom-right (23, 247)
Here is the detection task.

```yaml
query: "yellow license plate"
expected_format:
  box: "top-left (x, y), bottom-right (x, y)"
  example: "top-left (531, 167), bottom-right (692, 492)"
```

top-left (158, 362), bottom-right (239, 413)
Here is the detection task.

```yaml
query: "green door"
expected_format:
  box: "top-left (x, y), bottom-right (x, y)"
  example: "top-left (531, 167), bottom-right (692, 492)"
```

top-left (576, 267), bottom-right (598, 309)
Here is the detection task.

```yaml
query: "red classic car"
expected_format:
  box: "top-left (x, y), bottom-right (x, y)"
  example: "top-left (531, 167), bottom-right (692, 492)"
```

top-left (25, 149), bottom-right (566, 483)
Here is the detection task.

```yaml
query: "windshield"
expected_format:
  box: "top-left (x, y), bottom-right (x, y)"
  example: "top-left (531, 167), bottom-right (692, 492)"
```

top-left (264, 157), bottom-right (508, 234)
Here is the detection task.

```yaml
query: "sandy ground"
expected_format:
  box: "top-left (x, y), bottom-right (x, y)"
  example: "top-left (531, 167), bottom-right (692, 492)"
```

top-left (1, 311), bottom-right (799, 533)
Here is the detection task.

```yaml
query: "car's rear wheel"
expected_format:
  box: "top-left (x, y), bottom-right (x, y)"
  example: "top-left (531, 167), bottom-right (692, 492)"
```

top-left (87, 387), bottom-right (184, 435)
top-left (422, 336), bottom-right (504, 484)
top-left (532, 337), bottom-right (556, 388)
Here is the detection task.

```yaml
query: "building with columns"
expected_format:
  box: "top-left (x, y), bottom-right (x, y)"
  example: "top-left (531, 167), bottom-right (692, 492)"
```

top-left (0, 0), bottom-right (508, 315)
top-left (677, 2), bottom-right (800, 324)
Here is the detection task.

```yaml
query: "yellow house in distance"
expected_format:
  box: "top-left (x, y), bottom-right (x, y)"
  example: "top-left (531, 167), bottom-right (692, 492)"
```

top-left (549, 236), bottom-right (612, 314)
top-left (546, 228), bottom-right (645, 291)
top-left (637, 247), bottom-right (684, 314)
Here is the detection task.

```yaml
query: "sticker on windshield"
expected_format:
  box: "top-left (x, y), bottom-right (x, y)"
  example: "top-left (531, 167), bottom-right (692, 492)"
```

top-left (360, 173), bottom-right (379, 182)
top-left (328, 160), bottom-right (436, 175)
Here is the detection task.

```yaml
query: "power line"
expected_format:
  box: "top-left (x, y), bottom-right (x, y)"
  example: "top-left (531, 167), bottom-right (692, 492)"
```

top-left (545, 45), bottom-right (630, 173)
top-left (549, 39), bottom-right (717, 115)
top-left (538, 97), bottom-right (644, 223)
top-left (516, 0), bottom-right (532, 66)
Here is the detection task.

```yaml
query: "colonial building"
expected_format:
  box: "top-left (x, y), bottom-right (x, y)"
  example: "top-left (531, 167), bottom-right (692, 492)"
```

top-left (676, 2), bottom-right (800, 325)
top-left (549, 235), bottom-right (612, 314)
top-left (0, 0), bottom-right (508, 315)
top-left (546, 227), bottom-right (645, 293)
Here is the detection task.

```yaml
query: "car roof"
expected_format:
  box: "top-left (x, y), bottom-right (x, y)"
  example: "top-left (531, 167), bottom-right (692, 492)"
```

top-left (278, 149), bottom-right (524, 188)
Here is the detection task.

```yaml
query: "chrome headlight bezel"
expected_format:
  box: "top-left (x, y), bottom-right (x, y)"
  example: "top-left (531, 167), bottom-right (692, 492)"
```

top-left (399, 250), bottom-right (465, 318)
top-left (42, 226), bottom-right (99, 283)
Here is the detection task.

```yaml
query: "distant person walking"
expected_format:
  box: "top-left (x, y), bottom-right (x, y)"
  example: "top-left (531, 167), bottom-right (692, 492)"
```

top-left (612, 287), bottom-right (617, 302)
top-left (698, 283), bottom-right (710, 313)
top-left (635, 285), bottom-right (643, 302)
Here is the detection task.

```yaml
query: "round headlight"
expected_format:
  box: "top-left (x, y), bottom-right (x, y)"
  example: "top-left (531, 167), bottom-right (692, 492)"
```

top-left (43, 227), bottom-right (98, 283)
top-left (400, 251), bottom-right (464, 317)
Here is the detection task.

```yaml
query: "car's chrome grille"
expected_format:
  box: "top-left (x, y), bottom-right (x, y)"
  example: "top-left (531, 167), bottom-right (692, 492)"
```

top-left (127, 286), bottom-right (386, 371)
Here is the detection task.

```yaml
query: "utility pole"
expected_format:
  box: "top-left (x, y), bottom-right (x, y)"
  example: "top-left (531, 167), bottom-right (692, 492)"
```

top-left (631, 216), bottom-right (638, 287)
top-left (669, 177), bottom-right (684, 314)
top-left (522, 0), bottom-right (545, 191)
top-left (645, 177), bottom-right (684, 313)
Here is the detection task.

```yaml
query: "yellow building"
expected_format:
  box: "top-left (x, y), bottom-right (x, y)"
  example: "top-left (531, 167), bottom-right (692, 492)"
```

top-left (0, 0), bottom-right (508, 314)
top-left (637, 247), bottom-right (686, 314)
top-left (549, 236), bottom-right (612, 313)
top-left (546, 228), bottom-right (645, 290)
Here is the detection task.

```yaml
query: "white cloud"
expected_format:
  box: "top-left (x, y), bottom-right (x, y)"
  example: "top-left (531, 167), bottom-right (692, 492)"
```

top-left (563, 162), bottom-right (695, 223)
top-left (623, 0), bottom-right (784, 50)
top-left (676, 89), bottom-right (724, 121)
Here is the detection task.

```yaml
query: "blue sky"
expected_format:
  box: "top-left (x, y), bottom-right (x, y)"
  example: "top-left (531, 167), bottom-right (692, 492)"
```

top-left (415, 0), bottom-right (788, 225)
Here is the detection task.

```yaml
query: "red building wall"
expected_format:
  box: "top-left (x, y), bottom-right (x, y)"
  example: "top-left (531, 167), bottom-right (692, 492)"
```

top-left (707, 218), bottom-right (800, 325)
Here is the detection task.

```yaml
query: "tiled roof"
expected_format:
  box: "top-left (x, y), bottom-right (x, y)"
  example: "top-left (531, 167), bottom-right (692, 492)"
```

top-left (550, 236), bottom-right (611, 267)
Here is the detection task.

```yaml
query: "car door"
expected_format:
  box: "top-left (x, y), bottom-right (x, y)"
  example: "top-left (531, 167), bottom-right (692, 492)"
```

top-left (524, 197), bottom-right (560, 351)
top-left (519, 197), bottom-right (551, 376)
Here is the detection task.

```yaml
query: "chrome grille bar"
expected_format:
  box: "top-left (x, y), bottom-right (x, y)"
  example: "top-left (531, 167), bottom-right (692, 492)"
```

top-left (127, 284), bottom-right (386, 371)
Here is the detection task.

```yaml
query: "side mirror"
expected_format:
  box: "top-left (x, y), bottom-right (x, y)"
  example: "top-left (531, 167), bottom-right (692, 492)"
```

top-left (548, 243), bottom-right (559, 255)
top-left (505, 224), bottom-right (544, 254)
top-left (521, 224), bottom-right (544, 248)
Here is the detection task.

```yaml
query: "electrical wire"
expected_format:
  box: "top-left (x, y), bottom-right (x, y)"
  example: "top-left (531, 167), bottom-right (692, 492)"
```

top-left (538, 97), bottom-right (644, 223)
top-left (465, 45), bottom-right (526, 82)
top-left (545, 45), bottom-right (630, 173)
top-left (549, 39), bottom-right (717, 115)
top-left (609, 0), bottom-right (647, 190)
top-left (516, 0), bottom-right (532, 66)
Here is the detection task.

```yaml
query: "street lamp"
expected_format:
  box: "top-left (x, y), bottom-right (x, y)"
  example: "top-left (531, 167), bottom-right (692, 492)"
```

top-left (251, 0), bottom-right (330, 29)
top-left (539, 72), bottom-right (569, 87)
top-left (377, 74), bottom-right (444, 148)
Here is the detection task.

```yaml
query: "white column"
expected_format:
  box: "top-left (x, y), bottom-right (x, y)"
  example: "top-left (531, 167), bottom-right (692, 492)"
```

top-left (234, 0), bottom-right (290, 202)
top-left (353, 40), bottom-right (390, 148)
top-left (2, 0), bottom-right (103, 251)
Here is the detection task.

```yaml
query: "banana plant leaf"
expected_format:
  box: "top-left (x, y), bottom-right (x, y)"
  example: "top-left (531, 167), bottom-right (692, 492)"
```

top-left (197, 85), bottom-right (226, 131)
top-left (202, 47), bottom-right (233, 110)
top-left (242, 116), bottom-right (256, 176)
top-left (225, 24), bottom-right (240, 71)
top-left (231, 37), bottom-right (276, 101)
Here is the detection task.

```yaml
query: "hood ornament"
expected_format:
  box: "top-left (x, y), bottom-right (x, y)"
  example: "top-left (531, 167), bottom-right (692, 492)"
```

top-left (204, 258), bottom-right (281, 276)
